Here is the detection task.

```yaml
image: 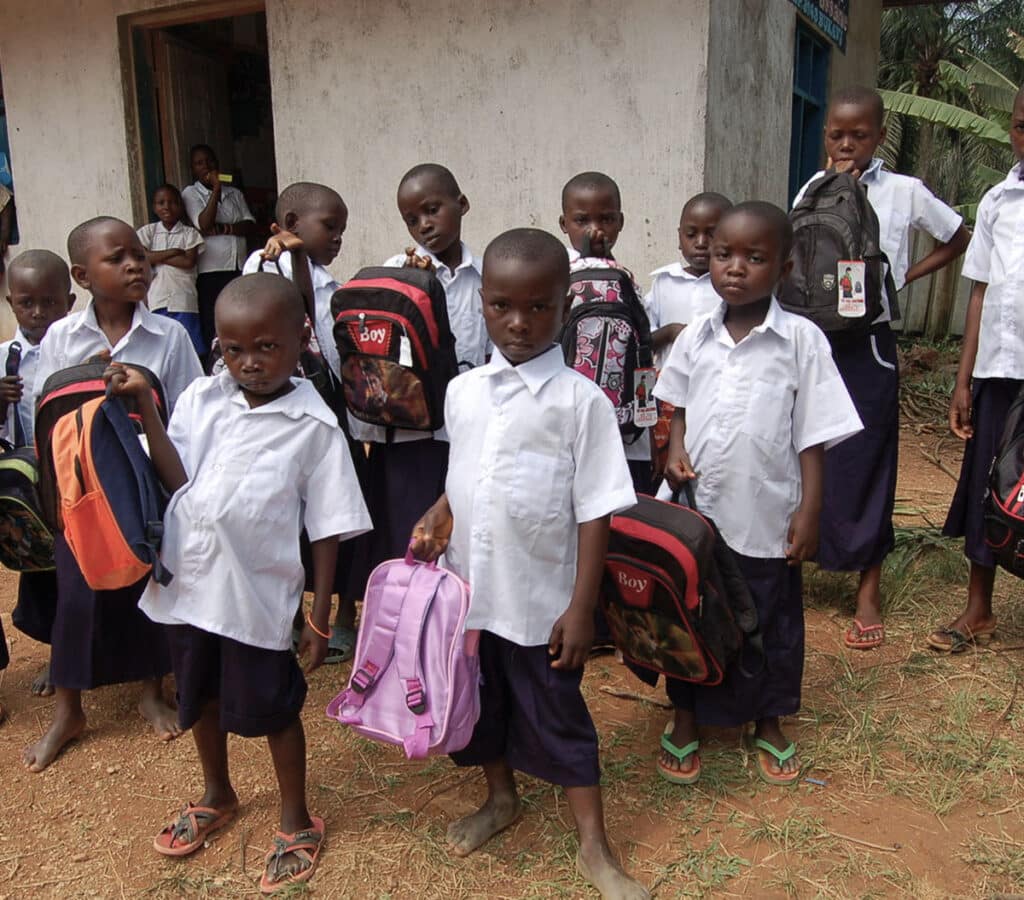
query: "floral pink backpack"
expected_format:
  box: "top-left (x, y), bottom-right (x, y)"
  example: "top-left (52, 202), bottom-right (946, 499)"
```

top-left (326, 551), bottom-right (480, 759)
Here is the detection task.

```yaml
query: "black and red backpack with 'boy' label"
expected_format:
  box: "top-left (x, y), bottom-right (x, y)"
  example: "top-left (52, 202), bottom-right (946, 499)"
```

top-left (331, 267), bottom-right (458, 434)
top-left (985, 386), bottom-right (1024, 577)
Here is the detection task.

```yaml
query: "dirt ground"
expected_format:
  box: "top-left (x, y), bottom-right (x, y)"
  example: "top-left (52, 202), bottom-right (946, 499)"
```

top-left (1, 343), bottom-right (1023, 898)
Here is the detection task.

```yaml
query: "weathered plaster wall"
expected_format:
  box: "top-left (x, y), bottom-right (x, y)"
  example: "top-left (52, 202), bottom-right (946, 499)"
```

top-left (829, 0), bottom-right (883, 95)
top-left (704, 0), bottom-right (796, 209)
top-left (266, 0), bottom-right (712, 281)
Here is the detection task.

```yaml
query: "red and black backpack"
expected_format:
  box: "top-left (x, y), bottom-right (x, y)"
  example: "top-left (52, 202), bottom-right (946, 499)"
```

top-left (985, 387), bottom-right (1024, 577)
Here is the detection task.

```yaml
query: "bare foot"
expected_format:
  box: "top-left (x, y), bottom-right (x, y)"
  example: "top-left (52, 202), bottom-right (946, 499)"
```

top-left (577, 846), bottom-right (650, 899)
top-left (446, 793), bottom-right (522, 857)
top-left (660, 714), bottom-right (699, 780)
top-left (138, 688), bottom-right (182, 742)
top-left (23, 707), bottom-right (85, 772)
top-left (30, 663), bottom-right (55, 697)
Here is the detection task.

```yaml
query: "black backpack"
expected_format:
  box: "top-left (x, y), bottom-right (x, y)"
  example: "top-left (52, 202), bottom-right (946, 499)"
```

top-left (985, 387), bottom-right (1024, 577)
top-left (780, 171), bottom-right (899, 334)
top-left (560, 264), bottom-right (653, 443)
top-left (331, 267), bottom-right (458, 434)
top-left (600, 485), bottom-right (764, 686)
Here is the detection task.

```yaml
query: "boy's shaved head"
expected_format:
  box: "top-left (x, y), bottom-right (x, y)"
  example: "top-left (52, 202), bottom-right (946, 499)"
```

top-left (7, 249), bottom-right (71, 293)
top-left (719, 201), bottom-right (794, 258)
top-left (484, 228), bottom-right (570, 292)
top-left (398, 164), bottom-right (461, 199)
top-left (830, 85), bottom-right (885, 128)
top-left (275, 182), bottom-right (345, 222)
top-left (682, 192), bottom-right (732, 217)
top-left (215, 272), bottom-right (307, 331)
top-left (561, 172), bottom-right (621, 211)
top-left (67, 216), bottom-right (130, 265)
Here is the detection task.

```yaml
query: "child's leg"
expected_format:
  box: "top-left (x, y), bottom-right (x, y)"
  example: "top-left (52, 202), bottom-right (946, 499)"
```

top-left (447, 759), bottom-right (522, 857)
top-left (31, 660), bottom-right (55, 697)
top-left (22, 686), bottom-right (86, 771)
top-left (191, 700), bottom-right (237, 811)
top-left (940, 562), bottom-right (997, 637)
top-left (753, 715), bottom-right (800, 778)
top-left (568, 785), bottom-right (650, 900)
top-left (138, 677), bottom-right (182, 741)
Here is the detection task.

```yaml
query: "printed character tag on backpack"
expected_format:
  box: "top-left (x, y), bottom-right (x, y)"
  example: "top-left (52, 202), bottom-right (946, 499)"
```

top-left (836, 260), bottom-right (867, 318)
top-left (633, 367), bottom-right (658, 427)
top-left (398, 334), bottom-right (413, 368)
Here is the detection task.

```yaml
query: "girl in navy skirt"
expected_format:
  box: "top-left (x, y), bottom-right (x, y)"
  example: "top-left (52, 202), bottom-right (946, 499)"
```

top-left (936, 91), bottom-right (1024, 652)
top-left (655, 203), bottom-right (861, 785)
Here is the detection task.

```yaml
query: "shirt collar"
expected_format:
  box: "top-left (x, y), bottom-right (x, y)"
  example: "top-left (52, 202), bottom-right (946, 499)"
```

top-left (698, 297), bottom-right (791, 345)
top-left (12, 327), bottom-right (42, 353)
top-left (1005, 160), bottom-right (1024, 189)
top-left (158, 220), bottom-right (186, 234)
top-left (649, 261), bottom-right (697, 279)
top-left (415, 241), bottom-right (480, 275)
top-left (482, 344), bottom-right (566, 395)
top-left (859, 157), bottom-right (885, 183)
top-left (72, 299), bottom-right (164, 339)
top-left (216, 370), bottom-right (338, 425)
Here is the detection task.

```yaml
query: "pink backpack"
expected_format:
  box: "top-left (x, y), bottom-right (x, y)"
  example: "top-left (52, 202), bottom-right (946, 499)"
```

top-left (326, 552), bottom-right (480, 759)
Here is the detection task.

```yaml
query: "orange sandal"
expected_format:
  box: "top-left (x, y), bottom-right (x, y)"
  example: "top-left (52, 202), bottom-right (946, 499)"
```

top-left (153, 802), bottom-right (237, 857)
top-left (844, 619), bottom-right (884, 650)
top-left (260, 815), bottom-right (325, 894)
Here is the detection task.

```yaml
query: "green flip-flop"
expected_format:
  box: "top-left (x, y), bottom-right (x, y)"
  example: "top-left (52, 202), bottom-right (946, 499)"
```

top-left (657, 724), bottom-right (700, 785)
top-left (751, 737), bottom-right (800, 786)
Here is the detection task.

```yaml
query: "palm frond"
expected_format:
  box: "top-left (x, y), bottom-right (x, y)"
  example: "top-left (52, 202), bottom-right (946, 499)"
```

top-left (878, 89), bottom-right (1010, 147)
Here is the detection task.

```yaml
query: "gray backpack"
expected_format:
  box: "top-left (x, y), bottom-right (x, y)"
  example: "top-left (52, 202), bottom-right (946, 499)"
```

top-left (779, 171), bottom-right (898, 334)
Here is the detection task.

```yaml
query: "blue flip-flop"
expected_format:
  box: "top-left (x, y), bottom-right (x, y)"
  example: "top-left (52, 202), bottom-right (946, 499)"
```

top-left (325, 626), bottom-right (357, 664)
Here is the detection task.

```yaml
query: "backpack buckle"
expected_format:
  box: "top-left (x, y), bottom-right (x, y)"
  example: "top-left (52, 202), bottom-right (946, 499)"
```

top-left (147, 520), bottom-right (164, 543)
top-left (405, 678), bottom-right (427, 714)
top-left (351, 661), bottom-right (380, 693)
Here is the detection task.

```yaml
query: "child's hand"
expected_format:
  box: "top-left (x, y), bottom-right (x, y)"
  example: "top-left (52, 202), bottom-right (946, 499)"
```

top-left (828, 158), bottom-right (862, 179)
top-left (297, 623), bottom-right (328, 674)
top-left (104, 363), bottom-right (153, 401)
top-left (0, 375), bottom-right (24, 405)
top-left (949, 383), bottom-right (973, 441)
top-left (548, 606), bottom-right (594, 670)
top-left (260, 224), bottom-right (305, 263)
top-left (202, 168), bottom-right (222, 190)
top-left (664, 451), bottom-right (697, 491)
top-left (409, 498), bottom-right (453, 562)
top-left (403, 247), bottom-right (436, 272)
top-left (786, 506), bottom-right (818, 566)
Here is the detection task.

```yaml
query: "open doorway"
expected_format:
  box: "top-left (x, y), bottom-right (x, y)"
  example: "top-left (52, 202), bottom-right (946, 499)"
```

top-left (125, 5), bottom-right (276, 244)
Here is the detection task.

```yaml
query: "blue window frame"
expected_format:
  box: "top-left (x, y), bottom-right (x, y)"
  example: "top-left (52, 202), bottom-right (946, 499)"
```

top-left (789, 22), bottom-right (831, 204)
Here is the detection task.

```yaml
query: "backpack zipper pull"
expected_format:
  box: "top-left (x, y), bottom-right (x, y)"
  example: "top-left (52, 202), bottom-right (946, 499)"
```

top-left (358, 312), bottom-right (368, 336)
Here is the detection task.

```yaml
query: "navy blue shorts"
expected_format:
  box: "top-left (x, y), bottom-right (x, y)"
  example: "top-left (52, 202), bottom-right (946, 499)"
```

top-left (12, 569), bottom-right (58, 645)
top-left (817, 324), bottom-right (899, 572)
top-left (943, 378), bottom-right (1023, 567)
top-left (450, 631), bottom-right (600, 787)
top-left (630, 552), bottom-right (803, 727)
top-left (0, 614), bottom-right (8, 670)
top-left (166, 624), bottom-right (307, 738)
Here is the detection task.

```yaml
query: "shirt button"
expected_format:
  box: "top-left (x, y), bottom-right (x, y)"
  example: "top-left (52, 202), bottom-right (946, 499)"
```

top-left (214, 463), bottom-right (224, 472)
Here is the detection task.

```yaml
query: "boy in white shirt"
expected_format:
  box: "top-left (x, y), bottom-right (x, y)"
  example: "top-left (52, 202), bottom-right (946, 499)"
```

top-left (936, 86), bottom-right (1024, 652)
top-left (111, 273), bottom-right (371, 891)
top-left (137, 184), bottom-right (204, 355)
top-left (1, 249), bottom-right (73, 710)
top-left (793, 86), bottom-right (969, 650)
top-left (411, 228), bottom-right (648, 900)
top-left (23, 217), bottom-right (203, 774)
top-left (657, 203), bottom-right (861, 786)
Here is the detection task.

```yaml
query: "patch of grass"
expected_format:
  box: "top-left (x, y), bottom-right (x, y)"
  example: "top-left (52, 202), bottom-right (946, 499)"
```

top-left (742, 812), bottom-right (828, 853)
top-left (651, 839), bottom-right (749, 897)
top-left (964, 831), bottom-right (1024, 884)
top-left (899, 651), bottom-right (941, 678)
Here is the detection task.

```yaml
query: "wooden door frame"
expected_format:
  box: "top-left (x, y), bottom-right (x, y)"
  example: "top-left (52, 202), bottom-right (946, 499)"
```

top-left (118, 0), bottom-right (265, 226)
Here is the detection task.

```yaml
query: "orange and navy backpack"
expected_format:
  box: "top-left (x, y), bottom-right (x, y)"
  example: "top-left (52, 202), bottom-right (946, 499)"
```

top-left (331, 267), bottom-right (458, 433)
top-left (50, 393), bottom-right (171, 591)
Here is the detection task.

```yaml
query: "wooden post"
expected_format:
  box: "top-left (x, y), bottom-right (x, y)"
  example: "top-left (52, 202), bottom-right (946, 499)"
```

top-left (924, 252), bottom-right (963, 342)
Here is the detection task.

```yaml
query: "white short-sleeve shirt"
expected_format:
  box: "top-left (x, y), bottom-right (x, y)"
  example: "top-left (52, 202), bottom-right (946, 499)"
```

top-left (181, 182), bottom-right (254, 274)
top-left (654, 299), bottom-right (862, 558)
top-left (793, 158), bottom-right (963, 322)
top-left (137, 221), bottom-right (204, 313)
top-left (644, 263), bottom-right (720, 365)
top-left (444, 345), bottom-right (637, 646)
top-left (34, 300), bottom-right (203, 413)
top-left (963, 162), bottom-right (1024, 380)
top-left (139, 373), bottom-right (372, 651)
top-left (0, 329), bottom-right (43, 446)
top-left (242, 249), bottom-right (341, 380)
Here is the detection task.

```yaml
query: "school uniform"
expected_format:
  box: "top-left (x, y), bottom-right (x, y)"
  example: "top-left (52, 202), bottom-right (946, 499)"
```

top-left (644, 263), bottom-right (720, 366)
top-left (35, 302), bottom-right (203, 690)
top-left (651, 299), bottom-right (862, 722)
top-left (139, 372), bottom-right (372, 736)
top-left (568, 248), bottom-right (655, 492)
top-left (793, 158), bottom-right (964, 571)
top-left (359, 243), bottom-right (488, 563)
top-left (242, 249), bottom-right (373, 599)
top-left (181, 181), bottom-right (255, 350)
top-left (136, 220), bottom-right (205, 354)
top-left (943, 162), bottom-right (1024, 566)
top-left (444, 345), bottom-right (636, 785)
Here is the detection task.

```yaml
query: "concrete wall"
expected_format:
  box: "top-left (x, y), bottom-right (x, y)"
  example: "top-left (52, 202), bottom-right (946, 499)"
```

top-left (266, 0), bottom-right (711, 282)
top-left (829, 0), bottom-right (883, 96)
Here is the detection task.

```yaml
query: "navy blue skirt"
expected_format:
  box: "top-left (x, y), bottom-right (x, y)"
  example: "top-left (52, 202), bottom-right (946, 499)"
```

top-left (817, 324), bottom-right (899, 571)
top-left (12, 569), bottom-right (58, 645)
top-left (943, 378), bottom-right (1023, 567)
top-left (50, 535), bottom-right (171, 690)
top-left (629, 552), bottom-right (803, 726)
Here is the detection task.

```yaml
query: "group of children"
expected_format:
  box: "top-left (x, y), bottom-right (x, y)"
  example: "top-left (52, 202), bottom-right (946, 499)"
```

top-left (0, 82), bottom-right (1021, 897)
